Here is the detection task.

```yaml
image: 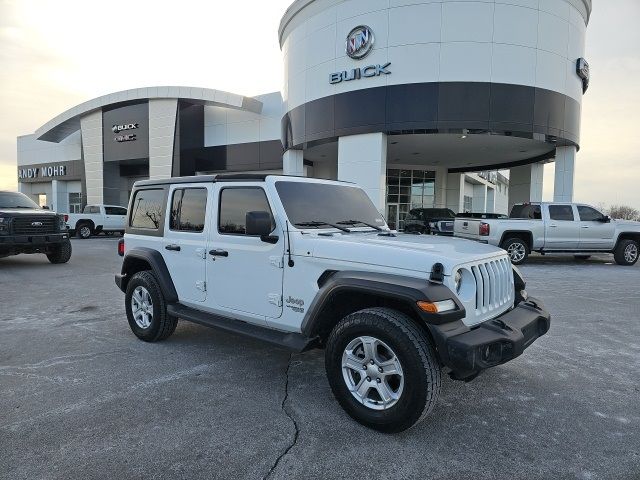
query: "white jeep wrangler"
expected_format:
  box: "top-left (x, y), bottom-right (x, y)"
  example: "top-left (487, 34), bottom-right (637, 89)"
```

top-left (116, 174), bottom-right (550, 433)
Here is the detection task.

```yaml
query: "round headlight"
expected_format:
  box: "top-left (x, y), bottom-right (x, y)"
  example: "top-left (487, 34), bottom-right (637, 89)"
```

top-left (454, 270), bottom-right (462, 293)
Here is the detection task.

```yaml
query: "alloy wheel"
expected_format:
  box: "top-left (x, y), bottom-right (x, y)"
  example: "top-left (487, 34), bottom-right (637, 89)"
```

top-left (507, 242), bottom-right (526, 263)
top-left (624, 243), bottom-right (638, 263)
top-left (341, 336), bottom-right (404, 410)
top-left (131, 286), bottom-right (153, 329)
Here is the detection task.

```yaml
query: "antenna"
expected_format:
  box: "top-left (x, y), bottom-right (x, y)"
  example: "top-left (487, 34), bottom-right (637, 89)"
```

top-left (286, 220), bottom-right (295, 267)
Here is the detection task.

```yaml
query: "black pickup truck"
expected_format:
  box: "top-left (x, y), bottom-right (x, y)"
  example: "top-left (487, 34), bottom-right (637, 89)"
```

top-left (0, 191), bottom-right (72, 264)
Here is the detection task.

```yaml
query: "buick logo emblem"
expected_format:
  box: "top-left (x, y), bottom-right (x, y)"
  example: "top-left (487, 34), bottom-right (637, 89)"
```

top-left (346, 25), bottom-right (374, 60)
top-left (112, 123), bottom-right (139, 134)
top-left (31, 221), bottom-right (43, 227)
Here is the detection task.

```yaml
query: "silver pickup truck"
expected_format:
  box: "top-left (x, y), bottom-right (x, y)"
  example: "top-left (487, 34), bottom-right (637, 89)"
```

top-left (454, 202), bottom-right (640, 266)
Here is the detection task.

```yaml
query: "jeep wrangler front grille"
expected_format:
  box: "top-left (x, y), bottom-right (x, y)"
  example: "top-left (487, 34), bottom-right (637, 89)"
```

top-left (470, 257), bottom-right (513, 314)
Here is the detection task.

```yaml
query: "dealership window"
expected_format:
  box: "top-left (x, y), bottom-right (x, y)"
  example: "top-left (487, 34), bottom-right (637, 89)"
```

top-left (219, 188), bottom-right (273, 235)
top-left (68, 193), bottom-right (82, 213)
top-left (130, 189), bottom-right (165, 230)
top-left (386, 169), bottom-right (435, 230)
top-left (549, 205), bottom-right (575, 221)
top-left (463, 196), bottom-right (473, 213)
top-left (170, 188), bottom-right (207, 233)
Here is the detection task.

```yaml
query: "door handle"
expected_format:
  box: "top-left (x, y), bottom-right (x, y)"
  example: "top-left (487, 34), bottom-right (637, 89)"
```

top-left (209, 249), bottom-right (229, 257)
top-left (165, 244), bottom-right (181, 252)
top-left (549, 224), bottom-right (558, 228)
top-left (581, 225), bottom-right (590, 229)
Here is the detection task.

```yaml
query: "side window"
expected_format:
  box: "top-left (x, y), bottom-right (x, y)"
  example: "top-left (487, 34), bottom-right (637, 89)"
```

top-left (85, 205), bottom-right (100, 214)
top-left (548, 205), bottom-right (575, 221)
top-left (170, 188), bottom-right (207, 233)
top-left (218, 188), bottom-right (273, 235)
top-left (578, 206), bottom-right (603, 221)
top-left (105, 207), bottom-right (127, 215)
top-left (130, 189), bottom-right (165, 230)
top-left (531, 205), bottom-right (542, 219)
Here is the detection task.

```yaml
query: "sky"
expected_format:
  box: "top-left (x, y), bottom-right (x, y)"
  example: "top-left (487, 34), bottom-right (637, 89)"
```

top-left (0, 0), bottom-right (638, 208)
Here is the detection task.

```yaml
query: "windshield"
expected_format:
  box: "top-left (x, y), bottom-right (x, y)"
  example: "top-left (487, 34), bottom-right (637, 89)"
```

top-left (0, 192), bottom-right (40, 209)
top-left (275, 181), bottom-right (386, 230)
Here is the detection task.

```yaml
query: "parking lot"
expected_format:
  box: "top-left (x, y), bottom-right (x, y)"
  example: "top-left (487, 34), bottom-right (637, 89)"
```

top-left (1, 237), bottom-right (639, 480)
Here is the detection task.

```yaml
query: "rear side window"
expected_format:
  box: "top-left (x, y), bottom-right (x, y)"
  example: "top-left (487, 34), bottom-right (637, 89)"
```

top-left (218, 188), bottom-right (273, 235)
top-left (548, 205), bottom-right (575, 221)
top-left (105, 207), bottom-right (127, 215)
top-left (130, 189), bottom-right (165, 230)
top-left (170, 188), bottom-right (207, 232)
top-left (85, 205), bottom-right (100, 214)
top-left (510, 204), bottom-right (541, 219)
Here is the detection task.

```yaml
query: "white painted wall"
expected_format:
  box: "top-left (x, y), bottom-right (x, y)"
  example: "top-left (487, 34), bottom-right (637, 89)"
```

top-left (554, 145), bottom-right (576, 202)
top-left (17, 132), bottom-right (81, 167)
top-left (204, 92), bottom-right (282, 147)
top-left (148, 98), bottom-right (178, 180)
top-left (80, 111), bottom-right (104, 205)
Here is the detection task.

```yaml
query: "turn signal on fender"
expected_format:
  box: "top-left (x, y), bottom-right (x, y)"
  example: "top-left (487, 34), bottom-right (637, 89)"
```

top-left (417, 299), bottom-right (456, 313)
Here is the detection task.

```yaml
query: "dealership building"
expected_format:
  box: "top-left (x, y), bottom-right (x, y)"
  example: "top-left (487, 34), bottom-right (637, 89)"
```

top-left (17, 0), bottom-right (591, 229)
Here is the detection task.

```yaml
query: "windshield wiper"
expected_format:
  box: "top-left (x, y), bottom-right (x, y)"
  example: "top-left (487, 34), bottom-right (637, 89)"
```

top-left (295, 221), bottom-right (351, 232)
top-left (337, 219), bottom-right (384, 231)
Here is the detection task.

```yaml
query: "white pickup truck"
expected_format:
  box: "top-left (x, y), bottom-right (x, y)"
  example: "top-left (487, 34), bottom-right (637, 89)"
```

top-left (454, 202), bottom-right (640, 266)
top-left (66, 204), bottom-right (128, 239)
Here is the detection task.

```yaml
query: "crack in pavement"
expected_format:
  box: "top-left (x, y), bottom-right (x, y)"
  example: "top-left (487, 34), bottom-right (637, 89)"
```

top-left (264, 353), bottom-right (300, 480)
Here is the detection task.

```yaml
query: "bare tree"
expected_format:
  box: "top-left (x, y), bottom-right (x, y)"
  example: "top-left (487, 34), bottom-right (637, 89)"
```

top-left (607, 205), bottom-right (640, 221)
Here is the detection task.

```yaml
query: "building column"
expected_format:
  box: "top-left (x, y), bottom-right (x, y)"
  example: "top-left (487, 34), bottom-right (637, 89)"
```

top-left (434, 167), bottom-right (448, 208)
top-left (149, 98), bottom-right (178, 180)
top-left (283, 149), bottom-right (304, 176)
top-left (508, 162), bottom-right (544, 210)
top-left (337, 133), bottom-right (387, 211)
top-left (445, 173), bottom-right (464, 213)
top-left (486, 187), bottom-right (496, 214)
top-left (554, 146), bottom-right (576, 202)
top-left (80, 111), bottom-right (104, 205)
top-left (472, 183), bottom-right (487, 212)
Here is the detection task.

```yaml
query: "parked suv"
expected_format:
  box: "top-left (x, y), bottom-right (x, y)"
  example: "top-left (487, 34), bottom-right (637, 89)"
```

top-left (0, 191), bottom-right (71, 263)
top-left (115, 175), bottom-right (550, 432)
top-left (403, 208), bottom-right (456, 235)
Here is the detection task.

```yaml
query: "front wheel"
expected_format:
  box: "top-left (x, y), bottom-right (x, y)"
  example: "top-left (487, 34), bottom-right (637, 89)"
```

top-left (614, 239), bottom-right (639, 266)
top-left (125, 271), bottom-right (178, 342)
top-left (325, 308), bottom-right (441, 433)
top-left (46, 241), bottom-right (72, 264)
top-left (502, 237), bottom-right (529, 265)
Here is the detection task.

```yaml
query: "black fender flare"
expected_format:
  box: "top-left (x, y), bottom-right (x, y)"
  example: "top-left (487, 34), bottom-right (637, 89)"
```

top-left (116, 247), bottom-right (178, 303)
top-left (300, 270), bottom-right (465, 338)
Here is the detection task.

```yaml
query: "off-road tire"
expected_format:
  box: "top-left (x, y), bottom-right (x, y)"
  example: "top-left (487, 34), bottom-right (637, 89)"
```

top-left (502, 237), bottom-right (530, 265)
top-left (77, 223), bottom-right (92, 239)
top-left (46, 241), bottom-right (72, 264)
top-left (325, 307), bottom-right (441, 433)
top-left (125, 271), bottom-right (178, 342)
top-left (614, 239), bottom-right (639, 266)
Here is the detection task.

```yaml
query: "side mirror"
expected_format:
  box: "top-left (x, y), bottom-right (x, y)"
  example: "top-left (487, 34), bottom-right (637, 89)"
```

top-left (246, 211), bottom-right (278, 243)
top-left (42, 206), bottom-right (50, 210)
top-left (600, 215), bottom-right (611, 223)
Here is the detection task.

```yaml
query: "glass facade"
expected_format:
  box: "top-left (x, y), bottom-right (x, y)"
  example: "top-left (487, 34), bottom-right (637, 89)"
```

top-left (385, 169), bottom-right (436, 231)
top-left (68, 192), bottom-right (82, 213)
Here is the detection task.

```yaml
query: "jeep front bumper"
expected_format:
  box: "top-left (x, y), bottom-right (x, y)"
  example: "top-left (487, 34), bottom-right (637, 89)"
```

top-left (427, 297), bottom-right (550, 379)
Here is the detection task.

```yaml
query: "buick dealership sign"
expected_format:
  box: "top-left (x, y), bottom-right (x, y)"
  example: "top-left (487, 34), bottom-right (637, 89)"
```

top-left (346, 25), bottom-right (374, 60)
top-left (113, 123), bottom-right (139, 142)
top-left (330, 26), bottom-right (390, 84)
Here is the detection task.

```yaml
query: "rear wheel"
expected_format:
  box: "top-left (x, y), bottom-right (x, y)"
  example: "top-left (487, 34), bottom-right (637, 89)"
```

top-left (614, 239), bottom-right (639, 266)
top-left (502, 237), bottom-right (529, 265)
top-left (325, 307), bottom-right (441, 433)
top-left (46, 241), bottom-right (72, 264)
top-left (77, 223), bottom-right (92, 239)
top-left (125, 271), bottom-right (178, 342)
